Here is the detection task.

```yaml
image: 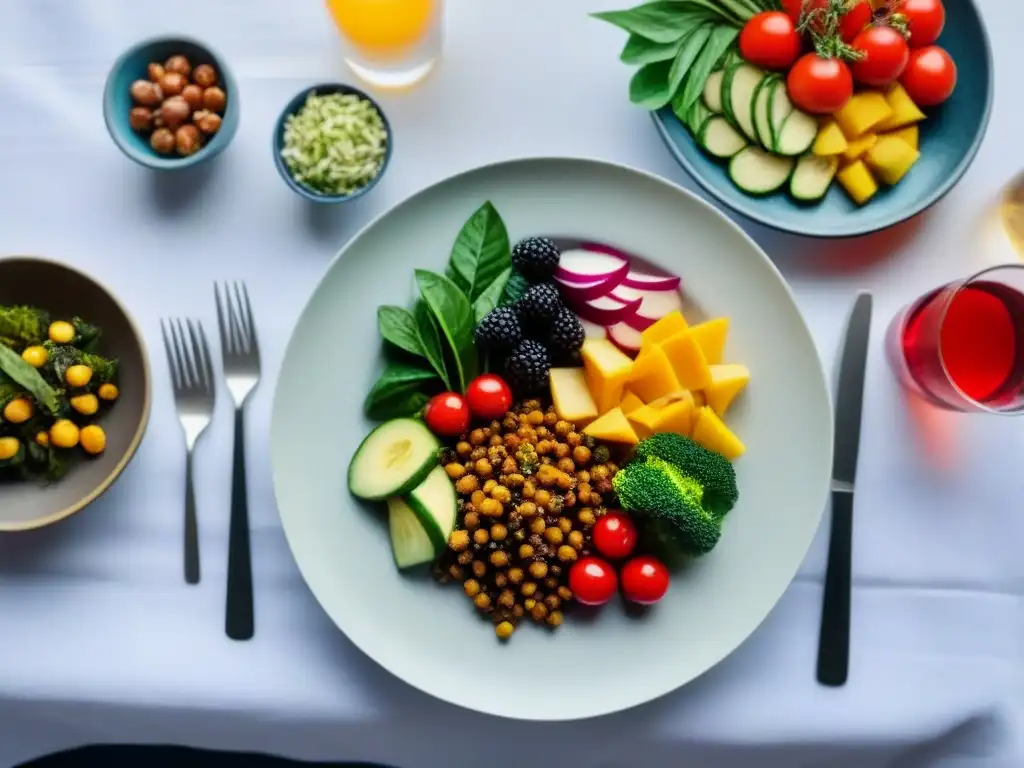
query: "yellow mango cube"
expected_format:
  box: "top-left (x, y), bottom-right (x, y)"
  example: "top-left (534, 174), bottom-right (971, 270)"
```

top-left (834, 92), bottom-right (893, 140)
top-left (692, 407), bottom-right (745, 460)
top-left (865, 136), bottom-right (921, 185)
top-left (626, 346), bottom-right (681, 403)
top-left (619, 390), bottom-right (646, 415)
top-left (704, 364), bottom-right (750, 416)
top-left (693, 391), bottom-right (706, 409)
top-left (549, 368), bottom-right (599, 427)
top-left (626, 404), bottom-right (662, 441)
top-left (660, 330), bottom-right (712, 390)
top-left (688, 318), bottom-right (729, 365)
top-left (648, 389), bottom-right (694, 411)
top-left (639, 310), bottom-right (688, 356)
top-left (884, 124), bottom-right (919, 151)
top-left (583, 407), bottom-right (638, 445)
top-left (581, 339), bottom-right (633, 415)
top-left (653, 397), bottom-right (694, 436)
top-left (837, 160), bottom-right (879, 205)
top-left (875, 83), bottom-right (926, 132)
top-left (842, 133), bottom-right (877, 163)
top-left (813, 120), bottom-right (849, 157)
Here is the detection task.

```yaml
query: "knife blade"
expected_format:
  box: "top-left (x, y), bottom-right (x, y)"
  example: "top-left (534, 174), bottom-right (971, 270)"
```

top-left (817, 291), bottom-right (873, 687)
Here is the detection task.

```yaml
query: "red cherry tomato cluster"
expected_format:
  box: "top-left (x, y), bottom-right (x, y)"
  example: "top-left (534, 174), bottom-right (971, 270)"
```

top-left (423, 373), bottom-right (513, 438)
top-left (567, 512), bottom-right (671, 608)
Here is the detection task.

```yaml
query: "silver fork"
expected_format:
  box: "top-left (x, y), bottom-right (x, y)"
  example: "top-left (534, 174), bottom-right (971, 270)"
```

top-left (161, 318), bottom-right (216, 586)
top-left (214, 281), bottom-right (261, 641)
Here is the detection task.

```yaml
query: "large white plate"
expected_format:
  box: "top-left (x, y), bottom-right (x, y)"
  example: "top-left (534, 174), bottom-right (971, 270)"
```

top-left (271, 157), bottom-right (833, 721)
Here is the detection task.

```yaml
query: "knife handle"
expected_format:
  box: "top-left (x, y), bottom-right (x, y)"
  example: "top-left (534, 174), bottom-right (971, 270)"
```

top-left (817, 490), bottom-right (853, 687)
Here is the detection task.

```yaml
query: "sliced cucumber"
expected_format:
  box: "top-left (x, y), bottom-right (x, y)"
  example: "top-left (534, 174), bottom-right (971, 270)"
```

top-left (790, 155), bottom-right (839, 202)
top-left (348, 418), bottom-right (440, 501)
top-left (774, 109), bottom-right (818, 156)
top-left (702, 70), bottom-right (725, 113)
top-left (388, 497), bottom-right (436, 570)
top-left (699, 116), bottom-right (747, 158)
top-left (768, 83), bottom-right (794, 151)
top-left (720, 61), bottom-right (741, 129)
top-left (727, 64), bottom-right (767, 143)
top-left (729, 146), bottom-right (795, 196)
top-left (406, 465), bottom-right (458, 553)
top-left (753, 76), bottom-right (779, 151)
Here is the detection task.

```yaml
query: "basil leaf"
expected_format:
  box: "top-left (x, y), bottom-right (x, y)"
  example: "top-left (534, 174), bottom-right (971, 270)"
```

top-left (677, 27), bottom-right (739, 116)
top-left (629, 59), bottom-right (674, 109)
top-left (0, 344), bottom-right (61, 414)
top-left (377, 305), bottom-right (425, 358)
top-left (413, 299), bottom-right (452, 390)
top-left (592, 2), bottom-right (710, 43)
top-left (445, 201), bottom-right (511, 302)
top-left (499, 272), bottom-right (528, 307)
top-left (668, 23), bottom-right (713, 99)
top-left (620, 34), bottom-right (683, 65)
top-left (363, 363), bottom-right (438, 420)
top-left (473, 268), bottom-right (512, 324)
top-left (415, 270), bottom-right (476, 392)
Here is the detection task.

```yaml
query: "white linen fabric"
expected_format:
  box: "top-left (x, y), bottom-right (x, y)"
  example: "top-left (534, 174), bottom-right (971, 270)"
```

top-left (0, 0), bottom-right (1022, 766)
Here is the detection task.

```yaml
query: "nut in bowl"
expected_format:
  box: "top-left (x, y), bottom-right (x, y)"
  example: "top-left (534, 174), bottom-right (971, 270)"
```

top-left (104, 36), bottom-right (239, 170)
top-left (272, 83), bottom-right (393, 204)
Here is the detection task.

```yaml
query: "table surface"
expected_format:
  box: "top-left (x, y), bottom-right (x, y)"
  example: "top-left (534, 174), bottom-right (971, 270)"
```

top-left (1, 1), bottom-right (1023, 766)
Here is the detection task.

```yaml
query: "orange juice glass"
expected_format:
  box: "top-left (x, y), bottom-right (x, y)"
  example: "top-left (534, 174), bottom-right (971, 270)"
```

top-left (326, 0), bottom-right (442, 89)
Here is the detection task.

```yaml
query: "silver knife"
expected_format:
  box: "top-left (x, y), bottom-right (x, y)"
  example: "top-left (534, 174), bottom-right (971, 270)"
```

top-left (817, 291), bottom-right (872, 687)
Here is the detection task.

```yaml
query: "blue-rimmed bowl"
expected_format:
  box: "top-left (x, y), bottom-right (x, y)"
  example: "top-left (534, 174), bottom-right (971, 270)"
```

top-left (103, 35), bottom-right (239, 171)
top-left (272, 82), bottom-right (393, 204)
top-left (651, 0), bottom-right (993, 239)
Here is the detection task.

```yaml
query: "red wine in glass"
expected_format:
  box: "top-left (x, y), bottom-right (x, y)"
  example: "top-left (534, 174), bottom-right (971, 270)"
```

top-left (888, 266), bottom-right (1024, 413)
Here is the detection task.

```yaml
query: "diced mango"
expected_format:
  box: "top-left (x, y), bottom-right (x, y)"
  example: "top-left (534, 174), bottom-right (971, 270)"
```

top-left (653, 397), bottom-right (694, 436)
top-left (648, 389), bottom-right (694, 411)
top-left (834, 92), bottom-right (893, 140)
top-left (692, 407), bottom-right (745, 460)
top-left (639, 310), bottom-right (688, 356)
top-left (693, 391), bottom-right (706, 409)
top-left (581, 339), bottom-right (633, 415)
top-left (813, 120), bottom-right (849, 157)
top-left (687, 318), bottom-right (729, 365)
top-left (619, 390), bottom-right (646, 415)
top-left (626, 404), bottom-right (662, 441)
top-left (865, 135), bottom-right (921, 185)
top-left (875, 83), bottom-right (926, 132)
top-left (704, 364), bottom-right (750, 416)
top-left (842, 133), bottom-right (877, 163)
top-left (660, 330), bottom-right (712, 390)
top-left (549, 368), bottom-right (599, 427)
top-left (837, 160), bottom-right (879, 205)
top-left (583, 407), bottom-right (638, 445)
top-left (626, 346), bottom-right (681, 403)
top-left (884, 124), bottom-right (919, 151)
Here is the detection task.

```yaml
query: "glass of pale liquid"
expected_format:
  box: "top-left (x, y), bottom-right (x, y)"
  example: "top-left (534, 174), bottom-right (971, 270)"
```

top-left (326, 0), bottom-right (442, 90)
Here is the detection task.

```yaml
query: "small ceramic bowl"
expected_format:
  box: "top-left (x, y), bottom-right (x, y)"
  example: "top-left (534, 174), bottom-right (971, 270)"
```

top-left (103, 35), bottom-right (239, 170)
top-left (651, 0), bottom-right (993, 238)
top-left (272, 82), bottom-right (393, 204)
top-left (0, 257), bottom-right (151, 531)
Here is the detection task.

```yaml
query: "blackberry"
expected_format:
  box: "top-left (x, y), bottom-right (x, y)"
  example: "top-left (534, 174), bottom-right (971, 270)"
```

top-left (512, 237), bottom-right (561, 283)
top-left (516, 284), bottom-right (563, 330)
top-left (475, 307), bottom-right (521, 351)
top-left (548, 308), bottom-right (585, 361)
top-left (504, 339), bottom-right (550, 396)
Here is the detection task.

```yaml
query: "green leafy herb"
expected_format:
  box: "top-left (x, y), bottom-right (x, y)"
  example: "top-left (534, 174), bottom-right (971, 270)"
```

top-left (377, 306), bottom-right (425, 358)
top-left (413, 300), bottom-right (452, 389)
top-left (72, 317), bottom-right (101, 353)
top-left (364, 362), bottom-right (438, 421)
top-left (629, 59), bottom-right (675, 109)
top-left (668, 23), bottom-right (714, 98)
top-left (678, 26), bottom-right (739, 116)
top-left (0, 344), bottom-right (61, 415)
top-left (500, 271), bottom-right (529, 307)
top-left (445, 201), bottom-right (512, 302)
top-left (620, 34), bottom-right (684, 65)
top-left (415, 270), bottom-right (476, 392)
top-left (473, 268), bottom-right (513, 324)
top-left (592, 2), bottom-right (716, 42)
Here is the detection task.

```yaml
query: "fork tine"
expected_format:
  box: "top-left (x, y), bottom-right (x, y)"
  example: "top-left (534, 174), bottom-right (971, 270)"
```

top-left (161, 320), bottom-right (181, 390)
top-left (235, 281), bottom-right (258, 349)
top-left (197, 321), bottom-right (216, 393)
top-left (214, 283), bottom-right (231, 355)
top-left (171, 320), bottom-right (193, 389)
top-left (227, 286), bottom-right (246, 354)
top-left (186, 319), bottom-right (209, 391)
top-left (176, 318), bottom-right (200, 388)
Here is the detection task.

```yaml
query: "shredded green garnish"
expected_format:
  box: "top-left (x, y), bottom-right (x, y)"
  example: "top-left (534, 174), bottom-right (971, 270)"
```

top-left (280, 91), bottom-right (388, 197)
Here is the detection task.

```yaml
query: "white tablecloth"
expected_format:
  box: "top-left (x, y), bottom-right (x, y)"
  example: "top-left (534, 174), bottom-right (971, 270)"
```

top-left (1, 1), bottom-right (1023, 766)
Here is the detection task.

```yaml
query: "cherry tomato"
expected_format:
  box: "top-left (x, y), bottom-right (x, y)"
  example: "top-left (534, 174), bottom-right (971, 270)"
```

top-left (592, 512), bottom-right (638, 560)
top-left (782, 0), bottom-right (871, 42)
top-left (787, 54), bottom-right (854, 114)
top-left (464, 374), bottom-right (513, 421)
top-left (900, 45), bottom-right (957, 106)
top-left (851, 25), bottom-right (910, 86)
top-left (423, 392), bottom-right (470, 437)
top-left (740, 12), bottom-right (801, 71)
top-left (620, 556), bottom-right (671, 606)
top-left (901, 0), bottom-right (945, 47)
top-left (838, 1), bottom-right (873, 43)
top-left (569, 557), bottom-right (618, 607)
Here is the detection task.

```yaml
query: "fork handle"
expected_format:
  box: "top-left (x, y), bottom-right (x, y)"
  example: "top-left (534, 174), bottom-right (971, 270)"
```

top-left (184, 450), bottom-right (200, 585)
top-left (226, 406), bottom-right (254, 641)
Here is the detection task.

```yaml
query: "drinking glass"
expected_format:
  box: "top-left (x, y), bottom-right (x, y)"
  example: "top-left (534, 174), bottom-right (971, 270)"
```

top-left (325, 0), bottom-right (443, 90)
top-left (886, 264), bottom-right (1024, 414)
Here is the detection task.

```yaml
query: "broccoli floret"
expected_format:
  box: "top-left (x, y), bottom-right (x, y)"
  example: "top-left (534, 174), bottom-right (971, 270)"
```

top-left (613, 456), bottom-right (722, 561)
top-left (632, 433), bottom-right (738, 519)
top-left (0, 305), bottom-right (49, 350)
top-left (80, 352), bottom-right (118, 384)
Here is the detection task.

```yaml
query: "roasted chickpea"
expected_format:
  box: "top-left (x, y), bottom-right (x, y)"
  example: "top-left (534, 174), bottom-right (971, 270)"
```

top-left (546, 610), bottom-right (564, 627)
top-left (494, 572), bottom-right (508, 588)
top-left (456, 440), bottom-right (472, 456)
top-left (491, 485), bottom-right (512, 504)
top-left (70, 393), bottom-right (99, 416)
top-left (592, 465), bottom-right (610, 482)
top-left (543, 527), bottom-right (563, 546)
top-left (164, 55), bottom-right (192, 77)
top-left (518, 544), bottom-right (534, 560)
top-left (48, 320), bottom-right (75, 344)
top-left (474, 593), bottom-right (491, 610)
top-left (479, 498), bottom-right (503, 518)
top-left (150, 127), bottom-right (175, 154)
top-left (568, 530), bottom-right (585, 550)
top-left (193, 63), bottom-right (218, 88)
top-left (521, 481), bottom-right (536, 499)
top-left (475, 458), bottom-right (493, 477)
top-left (470, 490), bottom-right (486, 508)
top-left (544, 594), bottom-right (561, 611)
top-left (567, 432), bottom-right (582, 447)
top-left (573, 446), bottom-right (592, 465)
top-left (175, 124), bottom-right (201, 156)
top-left (534, 489), bottom-right (551, 509)
top-left (2, 398), bottom-right (33, 424)
top-left (463, 511), bottom-right (480, 530)
top-left (490, 523), bottom-right (508, 542)
top-left (512, 604), bottom-right (525, 619)
top-left (160, 95), bottom-right (191, 129)
top-left (129, 106), bottom-right (154, 132)
top-left (49, 420), bottom-right (80, 449)
top-left (159, 71), bottom-right (186, 97)
top-left (557, 517), bottom-right (573, 534)
top-left (455, 474), bottom-right (478, 495)
top-left (482, 479), bottom-right (497, 494)
top-left (457, 550), bottom-right (473, 566)
top-left (180, 84), bottom-right (204, 111)
top-left (557, 545), bottom-right (578, 562)
top-left (557, 585), bottom-right (573, 601)
top-left (147, 62), bottom-right (166, 82)
top-left (507, 567), bottom-right (524, 584)
top-left (530, 603), bottom-right (549, 621)
top-left (473, 529), bottom-right (489, 546)
top-left (444, 463), bottom-right (466, 480)
top-left (517, 501), bottom-right (537, 517)
top-left (554, 443), bottom-right (571, 459)
top-left (521, 581), bottom-right (537, 597)
top-left (556, 473), bottom-right (574, 491)
top-left (130, 79), bottom-right (163, 107)
top-left (535, 439), bottom-right (552, 456)
top-left (528, 561), bottom-right (548, 580)
top-left (0, 437), bottom-right (19, 461)
top-left (495, 621), bottom-right (515, 640)
top-left (577, 470), bottom-right (590, 484)
top-left (448, 530), bottom-right (470, 552)
top-left (469, 429), bottom-right (486, 446)
top-left (471, 560), bottom-right (487, 579)
top-left (524, 597), bottom-right (537, 611)
top-left (490, 551), bottom-right (509, 568)
top-left (557, 457), bottom-right (576, 474)
top-left (529, 517), bottom-right (546, 535)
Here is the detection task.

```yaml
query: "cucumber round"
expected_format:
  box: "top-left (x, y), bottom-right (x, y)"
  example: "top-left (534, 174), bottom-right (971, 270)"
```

top-left (698, 116), bottom-right (747, 159)
top-left (406, 465), bottom-right (458, 553)
top-left (348, 418), bottom-right (440, 501)
top-left (728, 147), bottom-right (795, 196)
top-left (387, 497), bottom-right (436, 570)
